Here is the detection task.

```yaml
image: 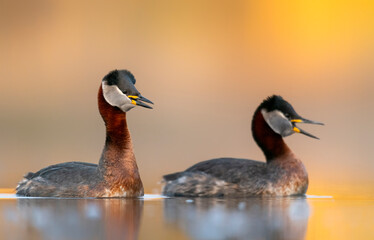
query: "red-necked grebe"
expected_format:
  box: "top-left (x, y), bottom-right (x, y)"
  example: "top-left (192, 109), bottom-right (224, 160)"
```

top-left (16, 69), bottom-right (153, 198)
top-left (162, 95), bottom-right (323, 197)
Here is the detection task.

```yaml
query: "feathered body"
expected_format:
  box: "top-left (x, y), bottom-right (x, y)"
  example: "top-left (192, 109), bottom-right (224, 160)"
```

top-left (162, 96), bottom-right (322, 197)
top-left (16, 70), bottom-right (152, 198)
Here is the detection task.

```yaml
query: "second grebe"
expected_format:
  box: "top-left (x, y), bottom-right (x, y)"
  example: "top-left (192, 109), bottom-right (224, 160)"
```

top-left (162, 95), bottom-right (323, 197)
top-left (16, 69), bottom-right (153, 198)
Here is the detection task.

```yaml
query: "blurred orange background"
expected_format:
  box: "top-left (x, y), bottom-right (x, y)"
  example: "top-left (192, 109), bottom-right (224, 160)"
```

top-left (0, 0), bottom-right (373, 197)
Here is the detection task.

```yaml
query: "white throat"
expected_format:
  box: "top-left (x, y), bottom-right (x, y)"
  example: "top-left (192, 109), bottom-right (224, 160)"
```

top-left (261, 109), bottom-right (293, 137)
top-left (102, 81), bottom-right (135, 112)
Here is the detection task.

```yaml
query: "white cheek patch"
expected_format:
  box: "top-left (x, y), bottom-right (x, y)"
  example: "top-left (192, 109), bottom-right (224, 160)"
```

top-left (261, 109), bottom-right (293, 136)
top-left (102, 81), bottom-right (135, 112)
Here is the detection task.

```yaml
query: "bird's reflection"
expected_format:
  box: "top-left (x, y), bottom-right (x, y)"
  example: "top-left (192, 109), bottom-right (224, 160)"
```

top-left (164, 197), bottom-right (310, 240)
top-left (6, 198), bottom-right (143, 240)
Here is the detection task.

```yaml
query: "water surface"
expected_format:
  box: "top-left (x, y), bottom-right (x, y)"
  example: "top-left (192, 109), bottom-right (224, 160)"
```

top-left (0, 193), bottom-right (373, 240)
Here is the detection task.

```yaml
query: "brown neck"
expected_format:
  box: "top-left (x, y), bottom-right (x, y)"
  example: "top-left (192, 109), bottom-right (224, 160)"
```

top-left (251, 109), bottom-right (291, 162)
top-left (97, 86), bottom-right (141, 183)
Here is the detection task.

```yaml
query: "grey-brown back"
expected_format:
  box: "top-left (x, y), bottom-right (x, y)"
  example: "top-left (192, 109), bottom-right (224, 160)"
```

top-left (16, 162), bottom-right (101, 197)
top-left (162, 158), bottom-right (270, 197)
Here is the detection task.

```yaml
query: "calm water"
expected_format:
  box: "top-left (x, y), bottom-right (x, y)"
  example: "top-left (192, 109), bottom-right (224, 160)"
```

top-left (0, 193), bottom-right (373, 240)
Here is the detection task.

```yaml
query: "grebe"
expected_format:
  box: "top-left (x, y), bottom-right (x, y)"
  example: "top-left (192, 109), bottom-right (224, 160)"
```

top-left (16, 69), bottom-right (153, 198)
top-left (162, 95), bottom-right (323, 197)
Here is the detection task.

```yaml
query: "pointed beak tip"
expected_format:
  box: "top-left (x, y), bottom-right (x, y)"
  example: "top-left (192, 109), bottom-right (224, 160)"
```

top-left (130, 95), bottom-right (154, 109)
top-left (139, 103), bottom-right (153, 109)
top-left (301, 132), bottom-right (320, 140)
top-left (294, 126), bottom-right (320, 140)
top-left (301, 118), bottom-right (324, 126)
top-left (139, 95), bottom-right (154, 105)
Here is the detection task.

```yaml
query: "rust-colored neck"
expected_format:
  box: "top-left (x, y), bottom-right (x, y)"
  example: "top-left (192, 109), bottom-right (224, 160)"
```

top-left (97, 86), bottom-right (142, 189)
top-left (251, 109), bottom-right (291, 162)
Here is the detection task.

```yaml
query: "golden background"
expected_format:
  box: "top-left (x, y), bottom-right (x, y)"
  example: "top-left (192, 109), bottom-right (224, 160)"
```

top-left (1, 0), bottom-right (373, 198)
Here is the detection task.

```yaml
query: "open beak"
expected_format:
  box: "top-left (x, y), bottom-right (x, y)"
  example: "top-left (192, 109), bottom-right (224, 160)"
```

top-left (291, 118), bottom-right (324, 139)
top-left (128, 95), bottom-right (154, 109)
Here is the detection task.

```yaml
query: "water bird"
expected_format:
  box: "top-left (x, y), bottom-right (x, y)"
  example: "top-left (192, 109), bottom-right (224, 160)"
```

top-left (16, 69), bottom-right (153, 198)
top-left (162, 95), bottom-right (323, 197)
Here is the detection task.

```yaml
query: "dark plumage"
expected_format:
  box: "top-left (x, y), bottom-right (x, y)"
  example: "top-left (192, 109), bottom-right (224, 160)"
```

top-left (16, 70), bottom-right (153, 198)
top-left (105, 69), bottom-right (136, 85)
top-left (162, 95), bottom-right (323, 197)
top-left (16, 162), bottom-right (101, 197)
